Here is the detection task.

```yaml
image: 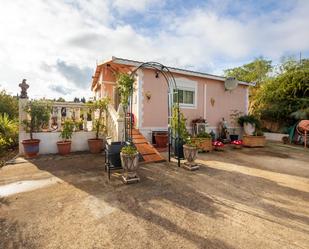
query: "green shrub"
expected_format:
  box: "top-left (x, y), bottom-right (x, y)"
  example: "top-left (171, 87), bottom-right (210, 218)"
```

top-left (238, 115), bottom-right (260, 128)
top-left (253, 130), bottom-right (264, 136)
top-left (196, 131), bottom-right (211, 138)
top-left (185, 137), bottom-right (197, 148)
top-left (0, 113), bottom-right (18, 153)
top-left (59, 120), bottom-right (75, 141)
top-left (171, 105), bottom-right (189, 141)
top-left (121, 145), bottom-right (138, 155)
top-left (0, 90), bottom-right (18, 119)
top-left (23, 100), bottom-right (51, 139)
top-left (87, 97), bottom-right (109, 139)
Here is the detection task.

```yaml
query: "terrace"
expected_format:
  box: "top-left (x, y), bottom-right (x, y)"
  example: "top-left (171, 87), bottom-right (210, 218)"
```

top-left (1, 142), bottom-right (309, 249)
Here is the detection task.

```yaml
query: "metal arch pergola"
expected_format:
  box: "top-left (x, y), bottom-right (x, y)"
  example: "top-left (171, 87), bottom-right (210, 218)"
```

top-left (125, 62), bottom-right (181, 167)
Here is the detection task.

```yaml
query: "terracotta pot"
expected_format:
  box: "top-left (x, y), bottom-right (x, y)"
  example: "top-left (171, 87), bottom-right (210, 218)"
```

top-left (183, 144), bottom-right (198, 163)
top-left (22, 139), bottom-right (40, 158)
top-left (88, 138), bottom-right (103, 154)
top-left (120, 152), bottom-right (139, 179)
top-left (191, 138), bottom-right (213, 152)
top-left (243, 135), bottom-right (266, 147)
top-left (57, 140), bottom-right (71, 155)
top-left (155, 133), bottom-right (168, 148)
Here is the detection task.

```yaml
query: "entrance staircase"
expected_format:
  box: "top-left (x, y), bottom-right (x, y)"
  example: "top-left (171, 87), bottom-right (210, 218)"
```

top-left (131, 129), bottom-right (165, 164)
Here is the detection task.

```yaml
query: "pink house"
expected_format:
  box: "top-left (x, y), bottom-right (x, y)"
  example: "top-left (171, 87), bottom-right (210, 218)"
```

top-left (91, 57), bottom-right (253, 142)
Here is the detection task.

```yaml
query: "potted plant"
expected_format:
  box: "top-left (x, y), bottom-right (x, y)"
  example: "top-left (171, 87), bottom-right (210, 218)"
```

top-left (183, 137), bottom-right (199, 170)
top-left (171, 105), bottom-right (188, 159)
top-left (74, 120), bottom-right (84, 131)
top-left (120, 145), bottom-right (140, 183)
top-left (243, 130), bottom-right (266, 147)
top-left (21, 100), bottom-right (51, 158)
top-left (154, 132), bottom-right (168, 148)
top-left (230, 139), bottom-right (243, 149)
top-left (87, 97), bottom-right (109, 153)
top-left (212, 140), bottom-right (225, 151)
top-left (238, 115), bottom-right (259, 135)
top-left (57, 119), bottom-right (74, 155)
top-left (229, 110), bottom-right (243, 141)
top-left (191, 131), bottom-right (213, 152)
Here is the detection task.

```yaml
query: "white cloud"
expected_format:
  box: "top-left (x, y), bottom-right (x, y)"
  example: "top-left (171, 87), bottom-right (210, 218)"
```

top-left (112, 0), bottom-right (163, 13)
top-left (0, 0), bottom-right (308, 100)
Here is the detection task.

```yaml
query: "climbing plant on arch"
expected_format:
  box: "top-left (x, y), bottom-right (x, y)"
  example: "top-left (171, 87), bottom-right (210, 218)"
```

top-left (119, 62), bottom-right (182, 167)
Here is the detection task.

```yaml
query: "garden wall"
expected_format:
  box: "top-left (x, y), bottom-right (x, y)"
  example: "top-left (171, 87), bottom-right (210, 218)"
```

top-left (19, 131), bottom-right (96, 155)
top-left (264, 132), bottom-right (287, 141)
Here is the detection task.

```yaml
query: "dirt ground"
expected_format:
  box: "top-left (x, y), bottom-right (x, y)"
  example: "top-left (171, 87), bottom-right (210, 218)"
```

top-left (0, 142), bottom-right (309, 249)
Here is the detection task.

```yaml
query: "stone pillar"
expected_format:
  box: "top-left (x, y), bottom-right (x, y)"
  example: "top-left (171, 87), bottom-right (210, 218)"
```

top-left (117, 103), bottom-right (125, 141)
top-left (67, 107), bottom-right (72, 119)
top-left (18, 98), bottom-right (29, 155)
top-left (57, 107), bottom-right (62, 131)
top-left (83, 108), bottom-right (88, 131)
top-left (18, 79), bottom-right (30, 155)
top-left (48, 116), bottom-right (52, 130)
top-left (75, 108), bottom-right (81, 121)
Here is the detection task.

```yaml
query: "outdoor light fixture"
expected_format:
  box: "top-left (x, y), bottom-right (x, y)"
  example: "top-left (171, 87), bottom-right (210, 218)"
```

top-left (155, 71), bottom-right (159, 78)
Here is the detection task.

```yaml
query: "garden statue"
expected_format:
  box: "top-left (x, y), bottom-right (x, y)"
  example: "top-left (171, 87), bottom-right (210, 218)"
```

top-left (19, 79), bottom-right (29, 99)
top-left (219, 118), bottom-right (229, 140)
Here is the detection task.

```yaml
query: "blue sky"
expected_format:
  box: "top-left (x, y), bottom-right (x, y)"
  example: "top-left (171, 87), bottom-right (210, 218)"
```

top-left (0, 0), bottom-right (308, 100)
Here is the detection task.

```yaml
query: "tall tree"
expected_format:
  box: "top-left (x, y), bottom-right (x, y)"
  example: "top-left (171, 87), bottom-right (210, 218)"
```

top-left (224, 57), bottom-right (273, 113)
top-left (224, 57), bottom-right (272, 85)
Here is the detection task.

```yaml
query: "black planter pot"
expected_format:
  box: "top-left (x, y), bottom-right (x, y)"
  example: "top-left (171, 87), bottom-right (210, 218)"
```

top-left (230, 135), bottom-right (239, 142)
top-left (174, 139), bottom-right (184, 159)
top-left (106, 142), bottom-right (126, 167)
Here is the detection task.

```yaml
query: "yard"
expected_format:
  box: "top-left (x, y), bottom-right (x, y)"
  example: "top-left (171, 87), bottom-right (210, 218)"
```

top-left (0, 142), bottom-right (309, 249)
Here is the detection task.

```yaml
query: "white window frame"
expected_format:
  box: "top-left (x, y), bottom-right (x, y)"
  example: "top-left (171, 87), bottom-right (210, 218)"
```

top-left (174, 78), bottom-right (197, 109)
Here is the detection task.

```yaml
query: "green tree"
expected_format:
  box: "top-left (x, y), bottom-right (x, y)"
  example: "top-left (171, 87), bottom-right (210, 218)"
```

top-left (56, 97), bottom-right (65, 102)
top-left (225, 57), bottom-right (309, 130)
top-left (253, 58), bottom-right (309, 125)
top-left (0, 90), bottom-right (18, 119)
top-left (224, 57), bottom-right (272, 85)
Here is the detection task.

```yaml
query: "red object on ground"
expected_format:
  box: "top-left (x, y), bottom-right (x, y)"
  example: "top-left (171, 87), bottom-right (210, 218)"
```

top-left (231, 140), bottom-right (243, 145)
top-left (212, 141), bottom-right (224, 147)
top-left (297, 120), bottom-right (309, 148)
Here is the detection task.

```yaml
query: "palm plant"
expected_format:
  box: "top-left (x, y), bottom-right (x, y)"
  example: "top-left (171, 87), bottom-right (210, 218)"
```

top-left (0, 113), bottom-right (18, 151)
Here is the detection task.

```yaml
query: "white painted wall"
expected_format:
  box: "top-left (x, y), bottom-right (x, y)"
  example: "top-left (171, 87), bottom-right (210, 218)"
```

top-left (264, 132), bottom-right (287, 141)
top-left (19, 131), bottom-right (96, 155)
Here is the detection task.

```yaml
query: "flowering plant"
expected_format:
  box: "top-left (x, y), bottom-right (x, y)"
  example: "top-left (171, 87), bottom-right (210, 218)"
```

top-left (231, 140), bottom-right (243, 145)
top-left (212, 141), bottom-right (224, 147)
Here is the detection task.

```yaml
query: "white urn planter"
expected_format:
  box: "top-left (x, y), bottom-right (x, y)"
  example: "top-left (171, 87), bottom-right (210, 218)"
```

top-left (120, 152), bottom-right (140, 183)
top-left (243, 122), bottom-right (256, 135)
top-left (183, 145), bottom-right (199, 171)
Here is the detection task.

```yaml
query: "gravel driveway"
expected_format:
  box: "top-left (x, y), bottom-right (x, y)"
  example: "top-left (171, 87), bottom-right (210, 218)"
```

top-left (1, 143), bottom-right (309, 249)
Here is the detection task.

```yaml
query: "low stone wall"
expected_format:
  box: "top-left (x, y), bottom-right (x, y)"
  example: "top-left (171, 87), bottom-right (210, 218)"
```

top-left (264, 132), bottom-right (287, 141)
top-left (19, 131), bottom-right (96, 155)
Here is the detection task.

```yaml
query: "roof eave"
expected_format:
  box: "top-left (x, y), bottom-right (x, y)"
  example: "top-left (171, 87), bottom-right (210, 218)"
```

top-left (111, 57), bottom-right (254, 86)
